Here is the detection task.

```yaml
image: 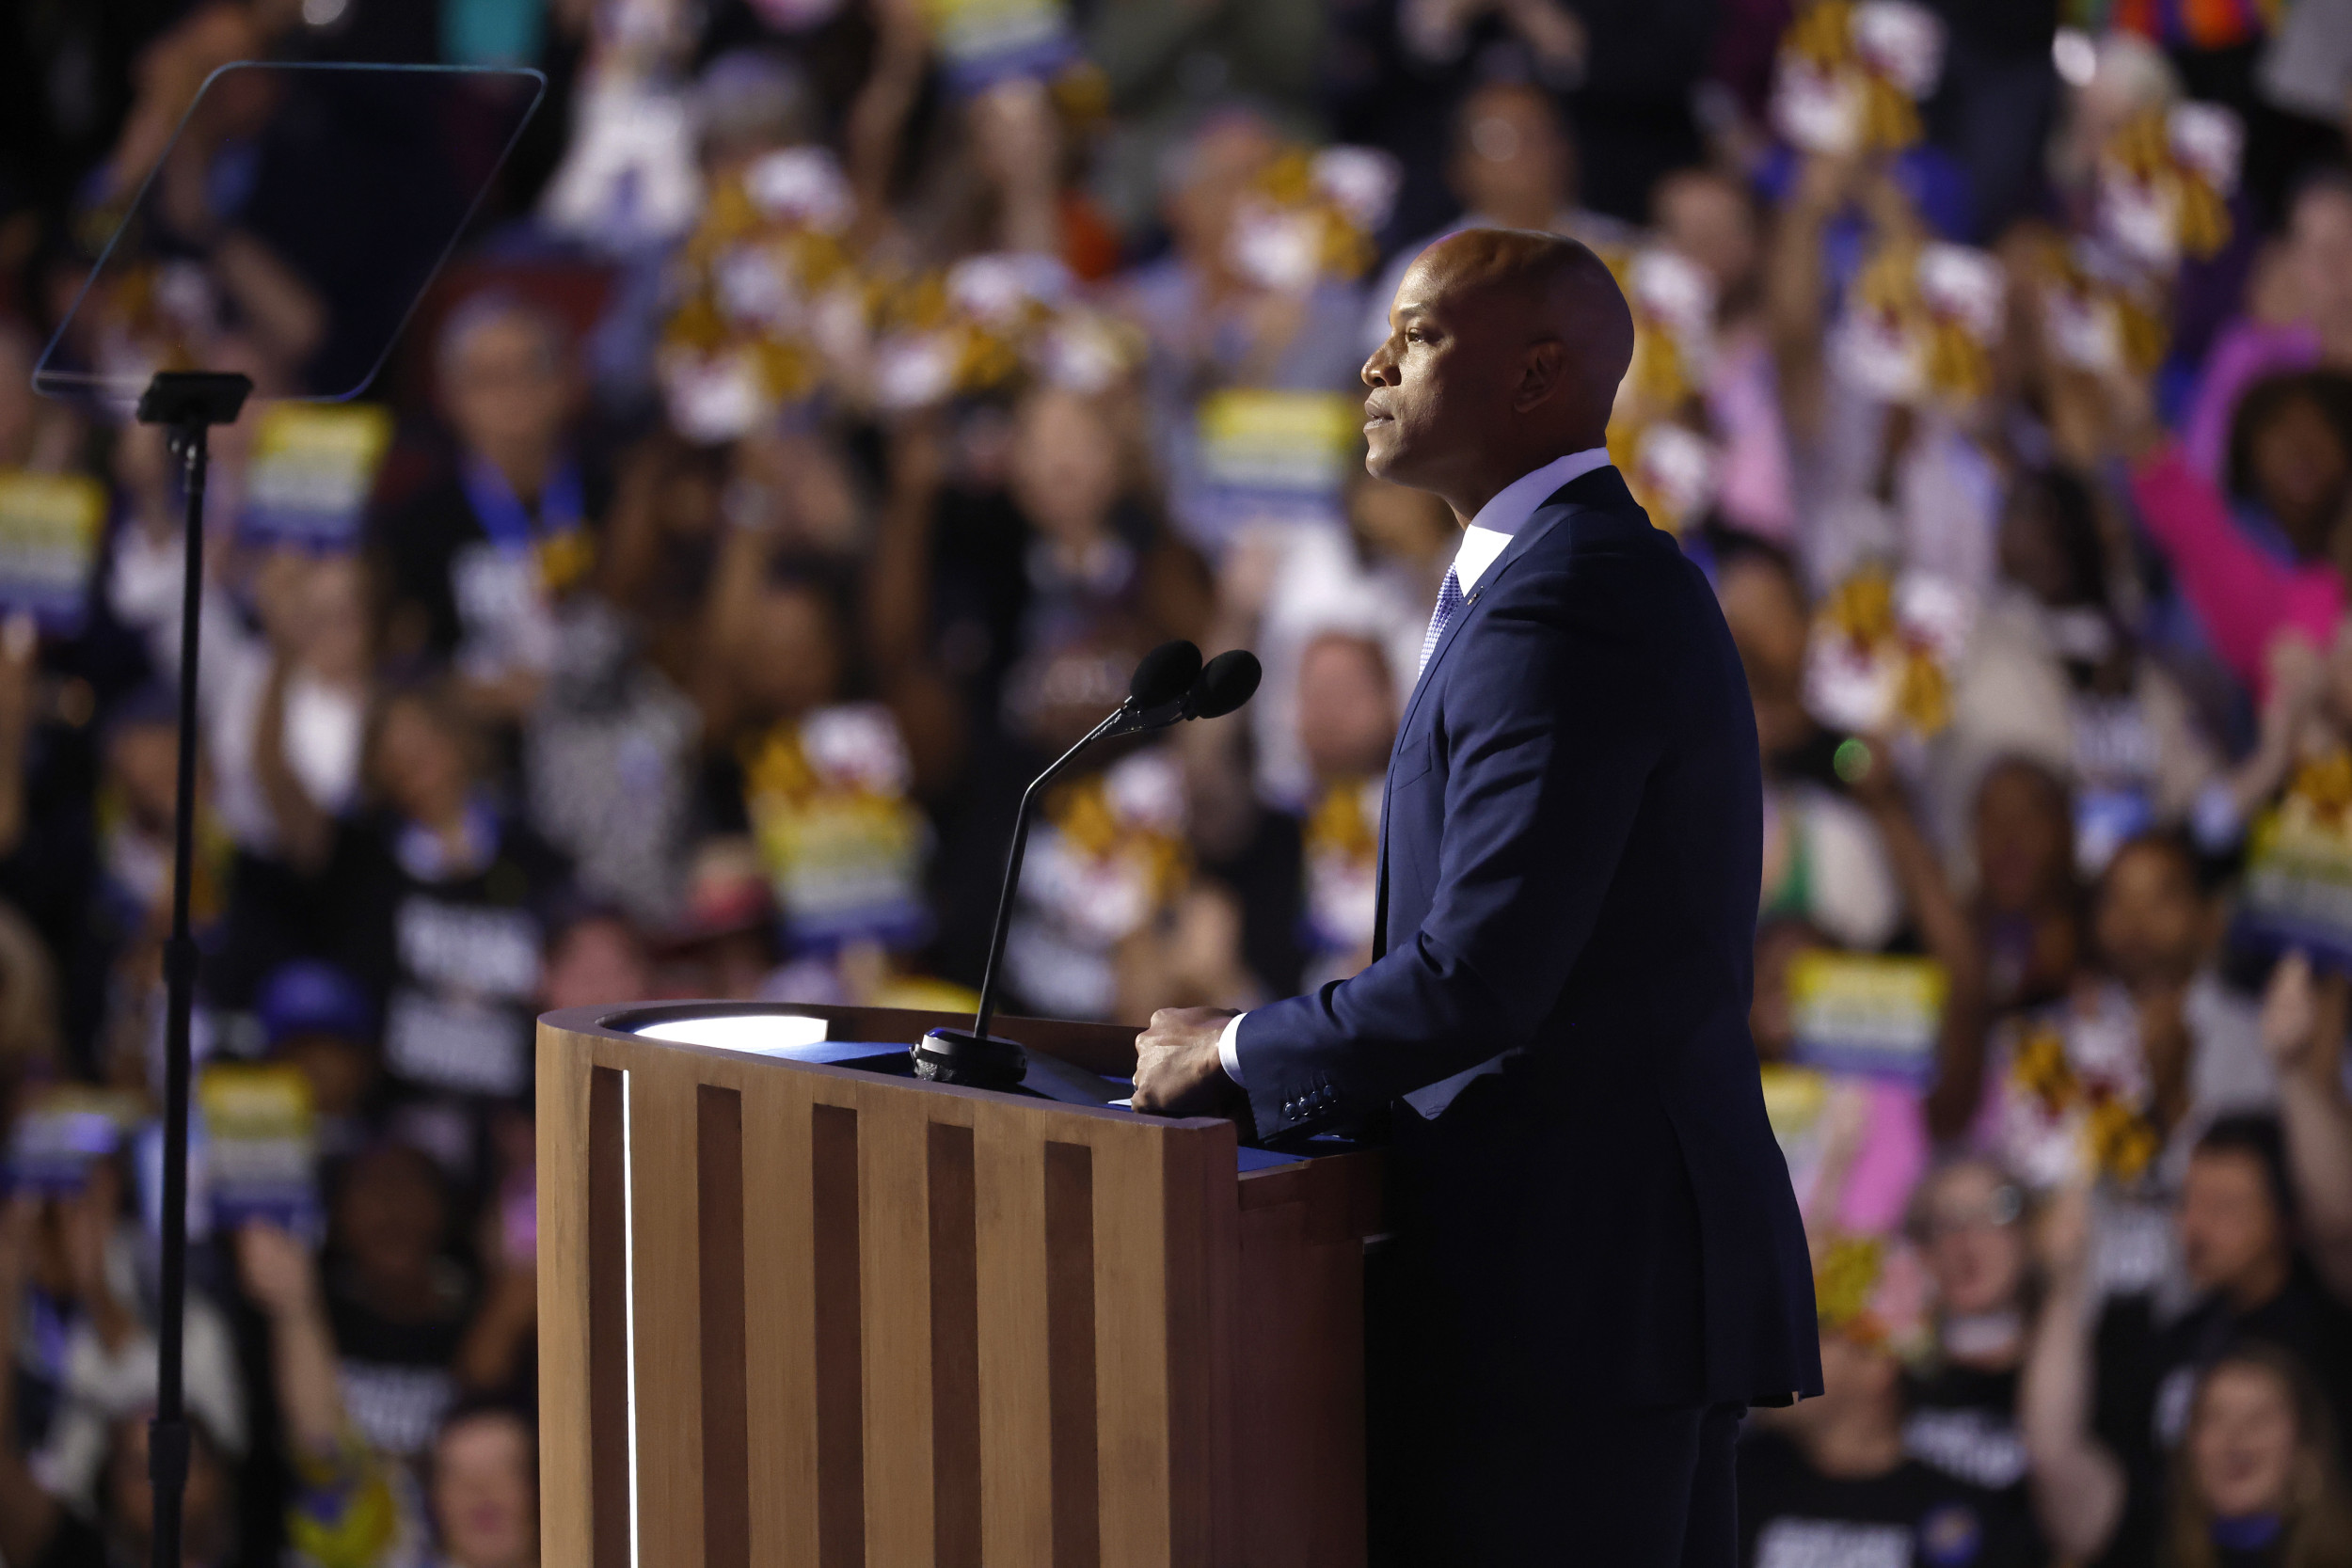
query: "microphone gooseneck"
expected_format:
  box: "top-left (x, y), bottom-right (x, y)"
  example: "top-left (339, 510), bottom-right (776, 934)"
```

top-left (966, 641), bottom-right (1199, 1048)
top-left (917, 640), bottom-right (1264, 1093)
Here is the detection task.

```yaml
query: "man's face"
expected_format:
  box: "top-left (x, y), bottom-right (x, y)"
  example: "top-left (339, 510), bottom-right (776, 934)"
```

top-left (1360, 252), bottom-right (1514, 497)
top-left (2178, 1149), bottom-right (2286, 1297)
top-left (444, 313), bottom-right (566, 463)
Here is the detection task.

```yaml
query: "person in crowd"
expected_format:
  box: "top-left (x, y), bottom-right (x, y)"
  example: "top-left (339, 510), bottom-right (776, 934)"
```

top-left (7, 1147), bottom-right (245, 1515)
top-left (1359, 80), bottom-right (1631, 356)
top-left (2182, 172), bottom-right (2352, 487)
top-left (253, 958), bottom-right (380, 1162)
top-left (539, 904), bottom-right (655, 1014)
top-left (1900, 1161), bottom-right (2039, 1511)
top-left (1740, 1257), bottom-right (2043, 1568)
top-left (2026, 1113), bottom-right (2352, 1565)
top-left (313, 683), bottom-right (571, 1106)
top-left (2165, 1344), bottom-right (2352, 1568)
top-left (1653, 167), bottom-right (1796, 546)
top-left (2119, 364), bottom-right (2352, 703)
top-left (1115, 106), bottom-right (1372, 547)
top-left (1, 1196), bottom-right (240, 1568)
top-left (310, 1142), bottom-right (474, 1467)
top-left (424, 1399), bottom-right (540, 1568)
top-left (1971, 756), bottom-right (2085, 1020)
top-left (1941, 465), bottom-right (2221, 878)
top-left (2260, 952), bottom-right (2352, 1303)
top-left (373, 294), bottom-right (596, 721)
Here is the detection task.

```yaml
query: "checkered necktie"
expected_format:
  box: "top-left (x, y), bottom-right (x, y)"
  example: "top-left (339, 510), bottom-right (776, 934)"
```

top-left (1417, 565), bottom-right (1464, 677)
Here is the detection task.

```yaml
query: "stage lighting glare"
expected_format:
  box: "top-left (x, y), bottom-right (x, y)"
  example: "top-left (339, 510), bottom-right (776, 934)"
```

top-left (633, 1013), bottom-right (830, 1053)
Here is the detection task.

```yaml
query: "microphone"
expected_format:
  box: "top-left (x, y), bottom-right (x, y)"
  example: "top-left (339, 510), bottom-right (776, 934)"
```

top-left (913, 641), bottom-right (1263, 1095)
top-left (1187, 648), bottom-right (1262, 719)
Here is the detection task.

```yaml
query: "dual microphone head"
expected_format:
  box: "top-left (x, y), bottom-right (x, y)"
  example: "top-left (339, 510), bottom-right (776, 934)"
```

top-left (1106, 640), bottom-right (1263, 738)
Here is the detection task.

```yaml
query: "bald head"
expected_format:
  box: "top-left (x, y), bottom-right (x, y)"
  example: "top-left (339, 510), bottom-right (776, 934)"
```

top-left (1360, 228), bottom-right (1632, 522)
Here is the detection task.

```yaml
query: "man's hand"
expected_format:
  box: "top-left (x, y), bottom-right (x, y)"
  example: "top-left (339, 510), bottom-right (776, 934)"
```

top-left (1131, 1006), bottom-right (1240, 1117)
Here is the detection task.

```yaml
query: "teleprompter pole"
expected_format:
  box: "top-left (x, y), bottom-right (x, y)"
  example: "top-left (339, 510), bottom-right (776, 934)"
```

top-left (133, 370), bottom-right (251, 1568)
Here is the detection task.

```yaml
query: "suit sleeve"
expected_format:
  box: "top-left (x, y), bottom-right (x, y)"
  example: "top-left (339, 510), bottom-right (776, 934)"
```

top-left (1233, 551), bottom-right (1666, 1137)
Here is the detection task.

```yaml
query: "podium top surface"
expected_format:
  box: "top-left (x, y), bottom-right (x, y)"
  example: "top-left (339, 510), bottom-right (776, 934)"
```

top-left (538, 999), bottom-right (1229, 1133)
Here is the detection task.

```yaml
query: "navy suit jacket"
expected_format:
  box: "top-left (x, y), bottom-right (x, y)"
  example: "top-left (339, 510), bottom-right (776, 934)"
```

top-left (1234, 465), bottom-right (1822, 1410)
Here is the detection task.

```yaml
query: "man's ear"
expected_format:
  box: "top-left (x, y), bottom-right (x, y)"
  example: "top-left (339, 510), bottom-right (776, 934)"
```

top-left (1512, 338), bottom-right (1567, 413)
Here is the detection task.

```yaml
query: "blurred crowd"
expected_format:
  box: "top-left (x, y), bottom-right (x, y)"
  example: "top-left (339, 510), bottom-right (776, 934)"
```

top-left (6, 0), bottom-right (2352, 1563)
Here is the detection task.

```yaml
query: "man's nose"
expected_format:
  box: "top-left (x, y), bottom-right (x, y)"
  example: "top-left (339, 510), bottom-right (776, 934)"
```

top-left (1361, 342), bottom-right (1399, 388)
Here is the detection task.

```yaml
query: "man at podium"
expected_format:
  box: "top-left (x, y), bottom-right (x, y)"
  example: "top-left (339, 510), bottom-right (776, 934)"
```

top-left (1132, 229), bottom-right (1823, 1565)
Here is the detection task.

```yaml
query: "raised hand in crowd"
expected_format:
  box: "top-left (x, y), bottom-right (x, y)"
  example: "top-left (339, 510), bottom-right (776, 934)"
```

top-left (2259, 951), bottom-right (2352, 1300)
top-left (1839, 736), bottom-right (1992, 1140)
top-left (0, 1193), bottom-right (62, 1568)
top-left (2017, 1182), bottom-right (2129, 1562)
top-left (235, 1219), bottom-right (348, 1461)
top-left (0, 611), bottom-right (38, 859)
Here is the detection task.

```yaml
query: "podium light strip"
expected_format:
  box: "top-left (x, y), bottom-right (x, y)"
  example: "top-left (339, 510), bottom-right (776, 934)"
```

top-left (623, 1069), bottom-right (641, 1568)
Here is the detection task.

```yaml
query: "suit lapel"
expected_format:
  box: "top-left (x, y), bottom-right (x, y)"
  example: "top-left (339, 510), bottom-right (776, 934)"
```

top-left (1373, 466), bottom-right (1649, 957)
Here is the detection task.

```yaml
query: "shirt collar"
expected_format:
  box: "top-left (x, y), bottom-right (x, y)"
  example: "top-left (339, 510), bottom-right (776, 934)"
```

top-left (1452, 448), bottom-right (1611, 593)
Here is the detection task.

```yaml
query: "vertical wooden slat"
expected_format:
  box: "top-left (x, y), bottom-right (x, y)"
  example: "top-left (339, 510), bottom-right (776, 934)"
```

top-left (629, 1062), bottom-right (706, 1568)
top-left (1164, 1121), bottom-right (1239, 1567)
top-left (860, 1093), bottom-right (936, 1562)
top-left (1090, 1128), bottom-right (1170, 1567)
top-left (1043, 1141), bottom-right (1100, 1568)
top-left (587, 1065), bottom-right (631, 1568)
top-left (699, 1085), bottom-right (751, 1568)
top-left (533, 1034), bottom-right (596, 1568)
top-left (929, 1121), bottom-right (982, 1568)
top-left (811, 1102), bottom-right (866, 1568)
top-left (976, 1122), bottom-right (1053, 1567)
top-left (744, 1069), bottom-right (820, 1568)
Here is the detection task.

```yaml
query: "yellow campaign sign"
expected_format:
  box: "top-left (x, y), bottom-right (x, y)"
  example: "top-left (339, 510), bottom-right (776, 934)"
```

top-left (0, 469), bottom-right (105, 631)
top-left (1196, 389), bottom-right (1361, 515)
top-left (242, 403), bottom-right (393, 546)
top-left (1787, 950), bottom-right (1947, 1083)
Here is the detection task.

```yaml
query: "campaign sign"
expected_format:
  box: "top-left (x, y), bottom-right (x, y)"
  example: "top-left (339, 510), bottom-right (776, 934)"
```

top-left (924, 0), bottom-right (1076, 87)
top-left (239, 404), bottom-right (393, 549)
top-left (195, 1062), bottom-right (320, 1232)
top-left (0, 470), bottom-right (105, 634)
top-left (1195, 390), bottom-right (1359, 532)
top-left (1788, 951), bottom-right (1947, 1084)
top-left (4, 1085), bottom-right (134, 1195)
top-left (2236, 802), bottom-right (2352, 969)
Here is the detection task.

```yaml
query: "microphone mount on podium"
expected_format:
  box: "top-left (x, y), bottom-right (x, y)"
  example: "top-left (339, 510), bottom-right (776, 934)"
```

top-left (914, 641), bottom-right (1263, 1096)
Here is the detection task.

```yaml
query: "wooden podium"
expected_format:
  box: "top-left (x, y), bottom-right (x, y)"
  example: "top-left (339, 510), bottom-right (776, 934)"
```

top-left (536, 1002), bottom-right (1385, 1568)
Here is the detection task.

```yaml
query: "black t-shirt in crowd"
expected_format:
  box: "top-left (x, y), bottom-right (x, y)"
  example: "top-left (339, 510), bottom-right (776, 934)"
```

top-left (325, 1259), bottom-right (472, 1462)
top-left (324, 807), bottom-right (572, 1105)
top-left (1901, 1364), bottom-right (2032, 1499)
top-left (2093, 1264), bottom-right (2352, 1568)
top-left (1737, 1428), bottom-right (2042, 1568)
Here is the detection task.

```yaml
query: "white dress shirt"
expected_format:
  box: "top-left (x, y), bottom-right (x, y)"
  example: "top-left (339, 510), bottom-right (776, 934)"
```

top-left (1217, 449), bottom-right (1613, 1117)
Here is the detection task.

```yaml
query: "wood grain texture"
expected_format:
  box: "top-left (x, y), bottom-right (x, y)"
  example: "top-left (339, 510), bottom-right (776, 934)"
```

top-left (928, 1121), bottom-right (982, 1568)
top-left (1042, 1141), bottom-right (1100, 1568)
top-left (535, 1007), bottom-right (1386, 1568)
top-left (533, 1032), bottom-right (595, 1568)
top-left (810, 1102), bottom-right (866, 1568)
top-left (698, 1085), bottom-right (750, 1568)
top-left (628, 1060), bottom-right (707, 1568)
top-left (975, 1124), bottom-right (1053, 1566)
top-left (857, 1088), bottom-right (934, 1562)
top-left (741, 1064), bottom-right (819, 1568)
